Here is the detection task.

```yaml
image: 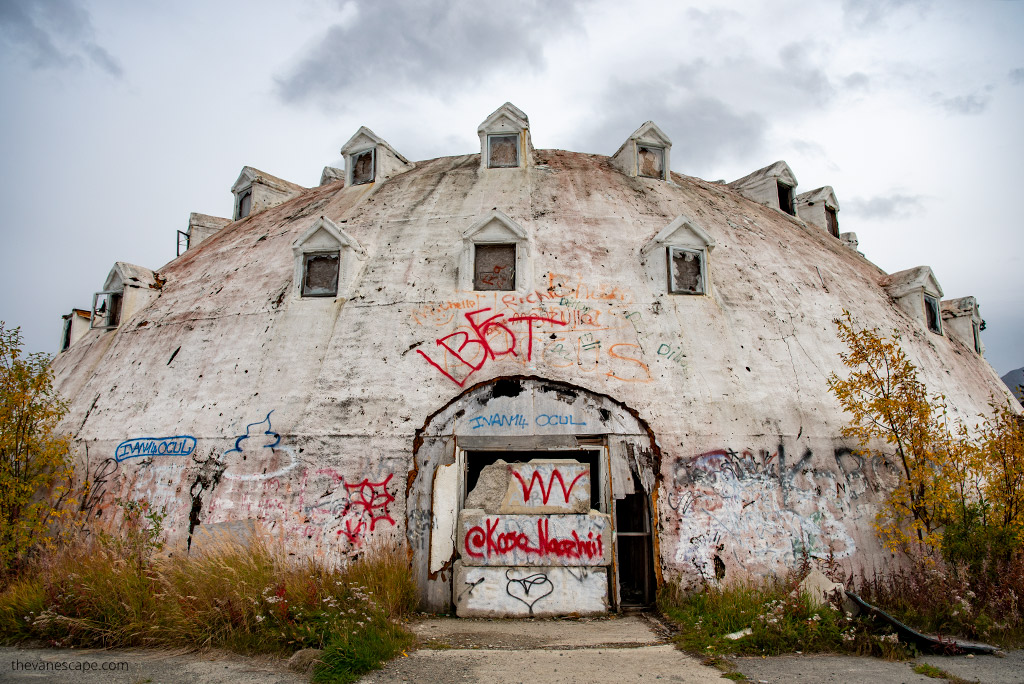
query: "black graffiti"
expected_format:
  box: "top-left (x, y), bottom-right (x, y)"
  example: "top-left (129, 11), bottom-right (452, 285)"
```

top-left (505, 570), bottom-right (553, 616)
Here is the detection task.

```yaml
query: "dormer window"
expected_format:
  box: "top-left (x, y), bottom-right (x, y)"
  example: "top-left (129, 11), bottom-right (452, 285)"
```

top-left (487, 134), bottom-right (519, 168)
top-left (292, 216), bottom-right (365, 300)
top-left (339, 127), bottom-right (413, 187)
top-left (637, 145), bottom-right (665, 179)
top-left (461, 211), bottom-right (531, 293)
top-left (478, 103), bottom-right (532, 171)
top-left (642, 214), bottom-right (715, 296)
top-left (825, 206), bottom-right (839, 237)
top-left (777, 182), bottom-right (794, 216)
top-left (924, 294), bottom-right (941, 334)
top-left (91, 291), bottom-right (122, 329)
top-left (473, 243), bottom-right (516, 290)
top-left (237, 188), bottom-right (252, 219)
top-left (667, 247), bottom-right (705, 295)
top-left (611, 122), bottom-right (672, 181)
top-left (351, 149), bottom-right (375, 185)
top-left (302, 252), bottom-right (340, 297)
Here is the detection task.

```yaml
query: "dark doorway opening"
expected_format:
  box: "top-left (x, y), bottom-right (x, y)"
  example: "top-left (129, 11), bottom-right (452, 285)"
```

top-left (616, 472), bottom-right (656, 606)
top-left (464, 450), bottom-right (601, 510)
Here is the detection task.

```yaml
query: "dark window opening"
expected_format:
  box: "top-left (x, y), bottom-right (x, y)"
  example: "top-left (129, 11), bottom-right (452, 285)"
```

top-left (667, 247), bottom-right (704, 295)
top-left (616, 472), bottom-right (655, 606)
top-left (464, 450), bottom-right (601, 511)
top-left (91, 291), bottom-right (122, 329)
top-left (238, 189), bottom-right (252, 219)
top-left (352, 149), bottom-right (374, 185)
top-left (925, 294), bottom-right (941, 334)
top-left (474, 243), bottom-right (516, 291)
top-left (177, 230), bottom-right (190, 256)
top-left (637, 145), bottom-right (664, 179)
top-left (59, 319), bottom-right (72, 352)
top-left (973, 321), bottom-right (981, 353)
top-left (777, 182), bottom-right (794, 215)
top-left (488, 134), bottom-right (519, 168)
top-left (825, 206), bottom-right (839, 238)
top-left (302, 252), bottom-right (340, 297)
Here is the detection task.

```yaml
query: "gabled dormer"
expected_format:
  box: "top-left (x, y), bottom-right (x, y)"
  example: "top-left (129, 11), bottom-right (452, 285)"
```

top-left (320, 166), bottom-right (344, 186)
top-left (460, 210), bottom-right (531, 292)
top-left (641, 214), bottom-right (715, 295)
top-left (231, 166), bottom-right (305, 220)
top-left (729, 161), bottom-right (798, 216)
top-left (58, 309), bottom-right (92, 353)
top-left (795, 186), bottom-right (840, 237)
top-left (291, 216), bottom-right (366, 299)
top-left (610, 121), bottom-right (672, 181)
top-left (477, 102), bottom-right (532, 170)
top-left (882, 266), bottom-right (944, 335)
top-left (178, 212), bottom-right (231, 255)
top-left (339, 127), bottom-right (413, 187)
top-left (941, 296), bottom-right (984, 354)
top-left (91, 262), bottom-right (161, 330)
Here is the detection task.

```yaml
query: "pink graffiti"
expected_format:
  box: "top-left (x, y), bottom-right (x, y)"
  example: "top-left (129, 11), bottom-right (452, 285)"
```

top-left (511, 468), bottom-right (587, 505)
top-left (344, 473), bottom-right (396, 533)
top-left (417, 308), bottom-right (566, 386)
top-left (464, 517), bottom-right (604, 561)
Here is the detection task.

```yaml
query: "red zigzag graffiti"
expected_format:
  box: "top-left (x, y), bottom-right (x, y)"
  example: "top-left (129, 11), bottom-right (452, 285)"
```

top-left (511, 468), bottom-right (587, 505)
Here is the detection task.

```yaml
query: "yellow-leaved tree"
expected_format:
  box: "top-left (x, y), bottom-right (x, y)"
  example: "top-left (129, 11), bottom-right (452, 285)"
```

top-left (0, 322), bottom-right (74, 574)
top-left (826, 311), bottom-right (956, 555)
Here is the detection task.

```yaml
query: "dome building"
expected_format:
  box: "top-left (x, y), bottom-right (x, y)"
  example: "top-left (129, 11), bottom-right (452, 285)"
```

top-left (53, 103), bottom-right (1011, 617)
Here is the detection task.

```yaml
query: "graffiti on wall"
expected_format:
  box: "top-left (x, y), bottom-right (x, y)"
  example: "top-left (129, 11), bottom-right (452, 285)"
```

top-left (510, 467), bottom-right (588, 507)
top-left (666, 441), bottom-right (899, 582)
top-left (115, 436), bottom-right (196, 462)
top-left (461, 514), bottom-right (609, 566)
top-left (220, 411), bottom-right (298, 482)
top-left (505, 569), bottom-right (553, 616)
top-left (412, 275), bottom-right (658, 385)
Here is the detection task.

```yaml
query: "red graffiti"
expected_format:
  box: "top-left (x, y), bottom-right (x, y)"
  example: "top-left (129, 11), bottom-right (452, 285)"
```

top-left (463, 517), bottom-right (604, 561)
top-left (417, 308), bottom-right (566, 386)
top-left (511, 468), bottom-right (587, 505)
top-left (344, 473), bottom-right (396, 532)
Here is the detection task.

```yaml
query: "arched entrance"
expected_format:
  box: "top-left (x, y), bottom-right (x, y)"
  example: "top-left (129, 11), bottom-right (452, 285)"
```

top-left (407, 376), bottom-right (661, 616)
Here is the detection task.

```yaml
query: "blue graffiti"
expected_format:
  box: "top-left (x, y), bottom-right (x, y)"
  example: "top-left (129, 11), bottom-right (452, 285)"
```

top-left (535, 414), bottom-right (586, 427)
top-left (115, 436), bottom-right (196, 462)
top-left (224, 411), bottom-right (280, 456)
top-left (470, 413), bottom-right (529, 430)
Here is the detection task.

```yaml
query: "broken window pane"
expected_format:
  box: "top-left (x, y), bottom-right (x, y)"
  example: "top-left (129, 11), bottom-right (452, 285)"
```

top-left (825, 206), bottom-right (839, 238)
top-left (637, 145), bottom-right (664, 179)
top-left (777, 182), bottom-right (794, 215)
top-left (668, 247), bottom-right (704, 295)
top-left (302, 252), bottom-right (340, 297)
top-left (352, 149), bottom-right (374, 185)
top-left (488, 135), bottom-right (519, 168)
top-left (474, 244), bottom-right (516, 290)
top-left (924, 294), bottom-right (941, 334)
top-left (91, 291), bottom-right (122, 329)
top-left (238, 189), bottom-right (252, 219)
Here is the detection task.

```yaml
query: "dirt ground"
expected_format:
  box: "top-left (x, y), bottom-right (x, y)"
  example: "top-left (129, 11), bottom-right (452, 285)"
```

top-left (1, 614), bottom-right (1020, 683)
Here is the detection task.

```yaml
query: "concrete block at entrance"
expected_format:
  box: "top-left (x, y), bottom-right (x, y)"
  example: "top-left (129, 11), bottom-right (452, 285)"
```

top-left (465, 460), bottom-right (590, 514)
top-left (459, 510), bottom-right (611, 566)
top-left (454, 561), bottom-right (608, 617)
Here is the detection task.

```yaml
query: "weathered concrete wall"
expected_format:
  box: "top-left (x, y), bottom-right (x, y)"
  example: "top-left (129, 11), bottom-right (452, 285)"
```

top-left (51, 145), bottom-right (1016, 613)
top-left (454, 561), bottom-right (608, 617)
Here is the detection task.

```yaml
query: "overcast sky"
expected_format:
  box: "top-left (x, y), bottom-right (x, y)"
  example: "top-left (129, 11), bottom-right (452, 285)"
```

top-left (0, 0), bottom-right (1021, 376)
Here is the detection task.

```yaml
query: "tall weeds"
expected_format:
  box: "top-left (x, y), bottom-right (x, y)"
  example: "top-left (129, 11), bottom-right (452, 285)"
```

top-left (0, 523), bottom-right (416, 683)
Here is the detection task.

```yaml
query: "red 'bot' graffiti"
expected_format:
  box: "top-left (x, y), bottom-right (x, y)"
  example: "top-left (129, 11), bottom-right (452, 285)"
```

top-left (416, 308), bottom-right (566, 386)
top-left (511, 468), bottom-right (587, 505)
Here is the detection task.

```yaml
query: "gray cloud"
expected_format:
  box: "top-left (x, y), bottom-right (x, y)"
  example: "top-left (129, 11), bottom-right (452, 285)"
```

top-left (843, 72), bottom-right (871, 90)
top-left (570, 77), bottom-right (766, 173)
top-left (276, 0), bottom-right (584, 106)
top-left (845, 194), bottom-right (926, 221)
top-left (841, 0), bottom-right (931, 29)
top-left (1010, 68), bottom-right (1024, 85)
top-left (779, 43), bottom-right (835, 105)
top-left (0, 0), bottom-right (122, 77)
top-left (938, 93), bottom-right (990, 115)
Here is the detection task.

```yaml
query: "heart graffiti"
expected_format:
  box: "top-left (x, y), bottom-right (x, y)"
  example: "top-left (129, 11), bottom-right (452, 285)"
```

top-left (505, 569), bottom-right (554, 616)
